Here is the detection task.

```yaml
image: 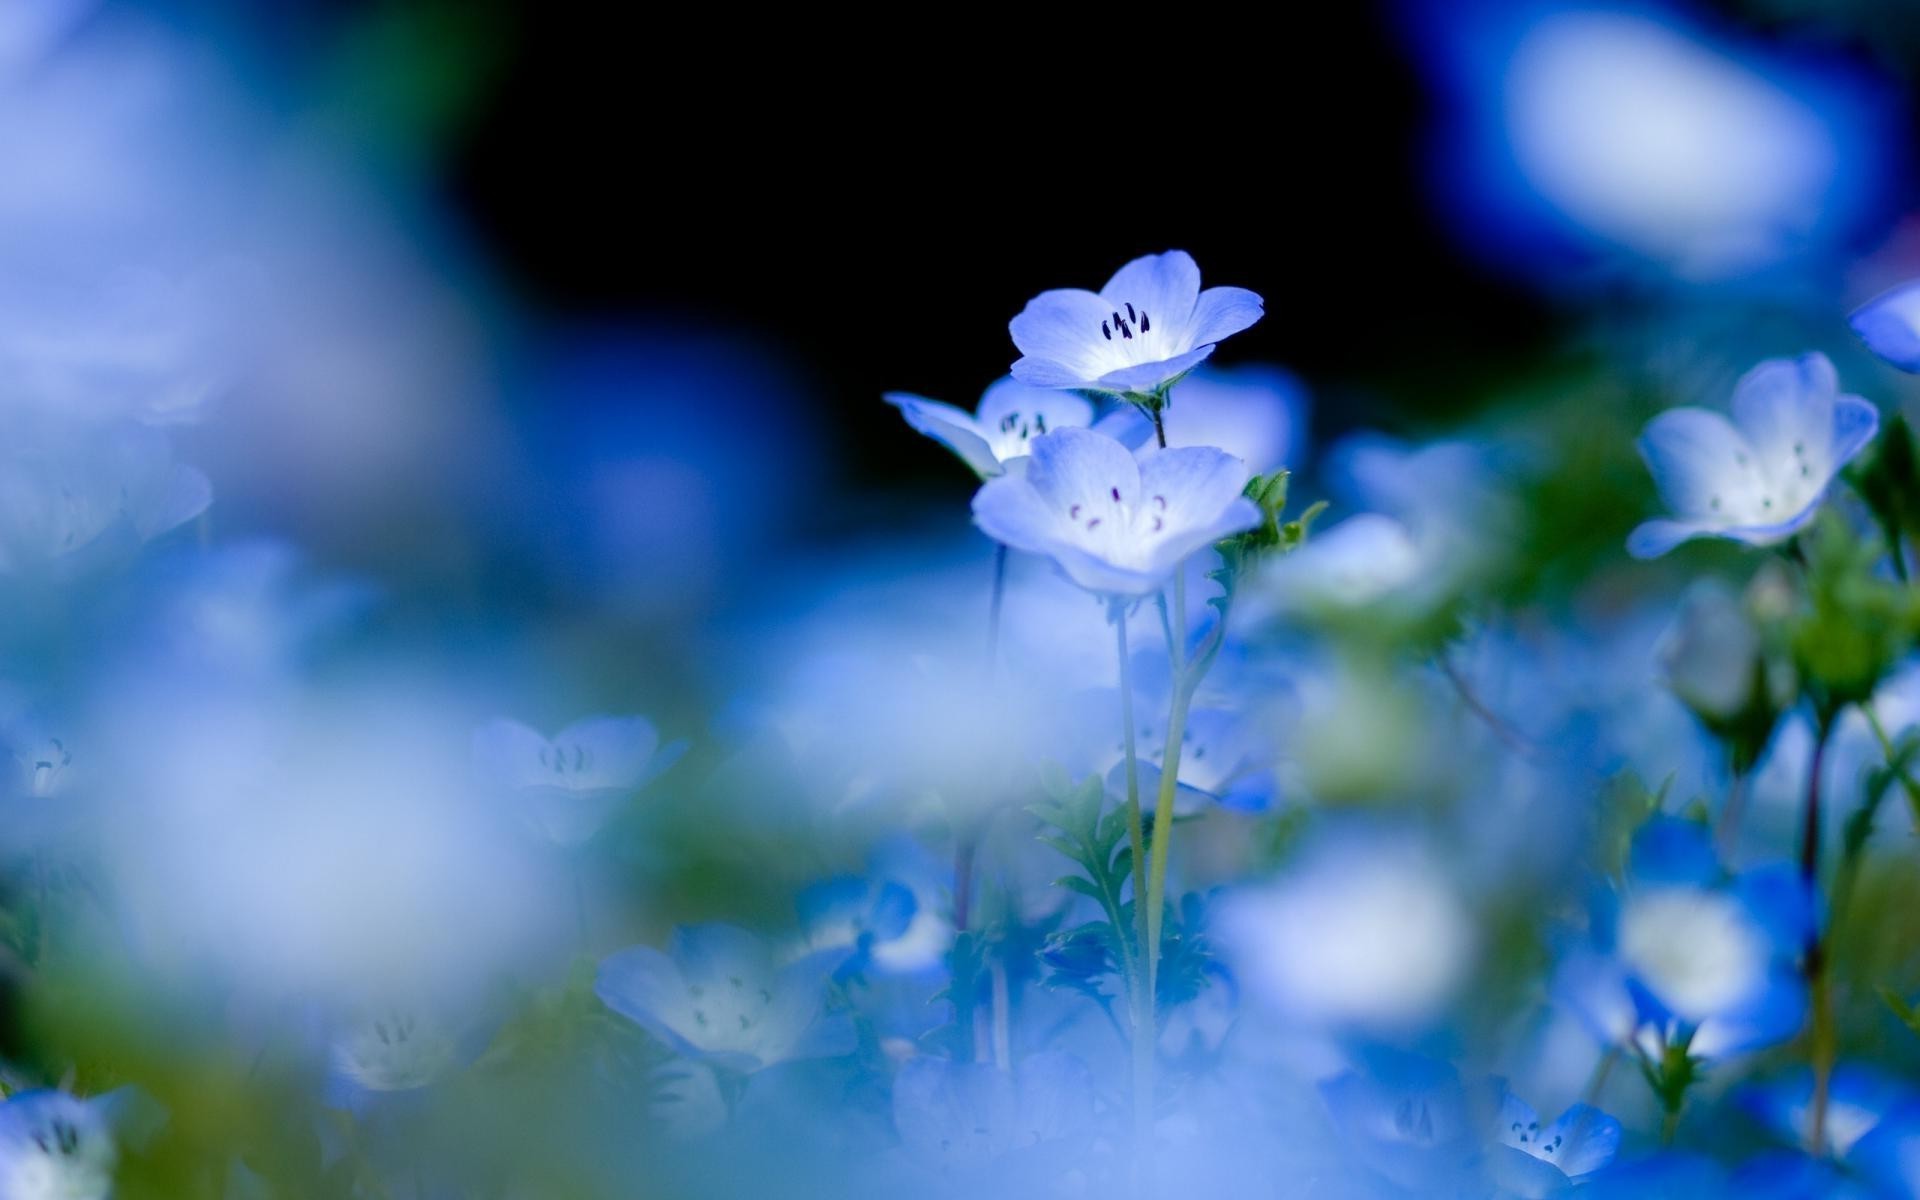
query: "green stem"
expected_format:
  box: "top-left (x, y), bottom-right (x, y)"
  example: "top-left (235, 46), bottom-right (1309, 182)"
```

top-left (1144, 570), bottom-right (1190, 1003)
top-left (1801, 714), bottom-right (1834, 1156)
top-left (1865, 706), bottom-right (1920, 823)
top-left (1714, 768), bottom-right (1749, 862)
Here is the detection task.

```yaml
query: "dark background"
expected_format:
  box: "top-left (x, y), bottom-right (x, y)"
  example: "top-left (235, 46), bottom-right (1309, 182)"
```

top-left (177, 0), bottom-right (1914, 492)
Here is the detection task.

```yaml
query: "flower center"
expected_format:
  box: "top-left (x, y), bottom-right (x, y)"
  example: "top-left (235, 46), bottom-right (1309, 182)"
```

top-left (24, 737), bottom-right (71, 797)
top-left (1099, 301), bottom-right (1153, 342)
top-left (990, 410), bottom-right (1050, 458)
top-left (539, 741), bottom-right (590, 776)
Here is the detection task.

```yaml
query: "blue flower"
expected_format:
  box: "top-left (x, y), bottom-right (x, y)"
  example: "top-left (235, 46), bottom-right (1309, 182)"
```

top-left (471, 714), bottom-right (685, 847)
top-left (1850, 280), bottom-right (1920, 372)
top-left (0, 1088), bottom-right (153, 1200)
top-left (1742, 1064), bottom-right (1912, 1159)
top-left (1008, 251), bottom-right (1263, 396)
top-left (884, 378), bottom-right (1096, 478)
top-left (971, 426), bottom-right (1260, 596)
top-left (1554, 816), bottom-right (1808, 1060)
top-left (1628, 353), bottom-right (1878, 559)
top-left (596, 924), bottom-right (855, 1073)
top-left (325, 1002), bottom-right (472, 1111)
top-left (793, 875), bottom-right (920, 980)
top-left (1318, 1053), bottom-right (1486, 1193)
top-left (1253, 513), bottom-right (1424, 613)
top-left (0, 420), bottom-right (211, 576)
top-left (1489, 1090), bottom-right (1621, 1194)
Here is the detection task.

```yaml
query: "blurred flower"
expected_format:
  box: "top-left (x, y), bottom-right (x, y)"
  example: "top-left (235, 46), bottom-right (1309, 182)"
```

top-left (1658, 579), bottom-right (1767, 724)
top-left (1490, 1091), bottom-right (1621, 1194)
top-left (0, 420), bottom-right (209, 576)
top-left (793, 840), bottom-right (952, 978)
top-left (1629, 353), bottom-right (1878, 559)
top-left (891, 1052), bottom-right (1092, 1177)
top-left (1114, 364), bottom-right (1309, 474)
top-left (596, 925), bottom-right (855, 1073)
top-left (1555, 817), bottom-right (1808, 1059)
top-left (649, 1060), bottom-right (728, 1140)
top-left (0, 1090), bottom-right (120, 1200)
top-left (1217, 830), bottom-right (1475, 1030)
top-left (1851, 281), bottom-right (1920, 373)
top-left (1008, 250), bottom-right (1263, 395)
top-left (971, 427), bottom-right (1259, 596)
top-left (1742, 1065), bottom-right (1911, 1160)
top-left (1411, 2), bottom-right (1893, 282)
top-left (1254, 513), bottom-right (1422, 613)
top-left (1318, 1054), bottom-right (1486, 1193)
top-left (471, 715), bottom-right (685, 847)
top-left (884, 378), bottom-right (1094, 479)
top-left (325, 1001), bottom-right (471, 1111)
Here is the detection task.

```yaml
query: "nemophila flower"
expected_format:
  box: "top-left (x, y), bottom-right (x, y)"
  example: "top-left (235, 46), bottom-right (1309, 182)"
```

top-left (1097, 700), bottom-right (1283, 815)
top-left (0, 1089), bottom-right (146, 1200)
top-left (326, 1002), bottom-right (469, 1110)
top-left (891, 1052), bottom-right (1093, 1178)
top-left (1008, 250), bottom-right (1264, 396)
top-left (1555, 816), bottom-right (1808, 1060)
top-left (1743, 1065), bottom-right (1911, 1161)
top-left (1216, 830), bottom-right (1475, 1030)
top-left (883, 378), bottom-right (1095, 478)
top-left (471, 715), bottom-right (685, 847)
top-left (971, 427), bottom-right (1261, 596)
top-left (1489, 1091), bottom-right (1621, 1195)
top-left (1627, 353), bottom-right (1878, 559)
top-left (792, 841), bottom-right (952, 977)
top-left (1850, 281), bottom-right (1920, 372)
top-left (1318, 1054), bottom-right (1486, 1193)
top-left (0, 421), bottom-right (210, 575)
top-left (596, 924), bottom-right (855, 1073)
top-left (1252, 513), bottom-right (1423, 615)
top-left (1656, 579), bottom-right (1777, 727)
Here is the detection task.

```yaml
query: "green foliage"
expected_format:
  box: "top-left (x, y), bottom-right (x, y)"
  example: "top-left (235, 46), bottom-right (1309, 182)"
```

top-left (1787, 513), bottom-right (1920, 716)
top-left (1028, 768), bottom-right (1136, 972)
top-left (1847, 412), bottom-right (1920, 581)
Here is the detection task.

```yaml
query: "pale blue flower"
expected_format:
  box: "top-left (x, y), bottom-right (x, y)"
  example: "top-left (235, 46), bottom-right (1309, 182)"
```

top-left (596, 924), bottom-right (855, 1073)
top-left (1851, 280), bottom-right (1920, 373)
top-left (1254, 513), bottom-right (1423, 613)
top-left (0, 1089), bottom-right (144, 1200)
top-left (1318, 1053), bottom-right (1485, 1193)
top-left (884, 378), bottom-right (1094, 478)
top-left (1008, 251), bottom-right (1263, 396)
top-left (471, 715), bottom-right (685, 847)
top-left (1742, 1065), bottom-right (1912, 1160)
top-left (1490, 1091), bottom-right (1621, 1193)
top-left (325, 1003), bottom-right (469, 1108)
top-left (1554, 817), bottom-right (1808, 1060)
top-left (971, 426), bottom-right (1260, 596)
top-left (1628, 353), bottom-right (1878, 559)
top-left (0, 421), bottom-right (210, 575)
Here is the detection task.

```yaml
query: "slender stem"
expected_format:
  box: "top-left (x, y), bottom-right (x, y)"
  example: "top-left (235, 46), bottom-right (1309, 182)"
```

top-left (1865, 706), bottom-right (1920, 822)
top-left (1114, 604), bottom-right (1154, 1180)
top-left (1660, 1109), bottom-right (1680, 1146)
top-left (1151, 408), bottom-right (1167, 449)
top-left (1144, 570), bottom-right (1190, 1001)
top-left (1714, 768), bottom-right (1749, 862)
top-left (1582, 1043), bottom-right (1621, 1108)
top-left (1801, 715), bottom-right (1833, 1157)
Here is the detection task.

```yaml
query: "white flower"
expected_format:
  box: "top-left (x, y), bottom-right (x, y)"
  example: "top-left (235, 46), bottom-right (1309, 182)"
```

top-left (884, 378), bottom-right (1095, 478)
top-left (471, 715), bottom-right (684, 847)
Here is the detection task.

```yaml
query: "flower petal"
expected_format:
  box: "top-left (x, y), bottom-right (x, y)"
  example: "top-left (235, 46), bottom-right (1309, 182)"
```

top-left (1830, 394), bottom-right (1881, 473)
top-left (974, 377), bottom-right (1093, 435)
top-left (1730, 352), bottom-right (1837, 463)
top-left (555, 715), bottom-right (663, 789)
top-left (884, 393), bottom-right (999, 476)
top-left (596, 945), bottom-right (696, 1051)
top-left (1636, 407), bottom-right (1763, 521)
top-left (1138, 444), bottom-right (1253, 537)
top-left (972, 472), bottom-right (1069, 558)
top-left (670, 923), bottom-right (770, 986)
top-left (1545, 1104), bottom-right (1622, 1177)
top-left (1850, 281), bottom-right (1920, 372)
top-left (1023, 427), bottom-right (1143, 517)
top-left (1187, 285), bottom-right (1266, 346)
top-left (1008, 288), bottom-right (1112, 385)
top-left (1092, 344), bottom-right (1216, 394)
top-left (1099, 250), bottom-right (1202, 328)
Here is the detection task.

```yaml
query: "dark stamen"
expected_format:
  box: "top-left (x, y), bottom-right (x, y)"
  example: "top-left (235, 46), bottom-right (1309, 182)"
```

top-left (1110, 487), bottom-right (1121, 501)
top-left (1140, 311), bottom-right (1150, 332)
top-left (1101, 320), bottom-right (1111, 340)
top-left (1125, 302), bottom-right (1136, 323)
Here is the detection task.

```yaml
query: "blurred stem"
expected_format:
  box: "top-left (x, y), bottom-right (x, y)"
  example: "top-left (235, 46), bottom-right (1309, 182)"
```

top-left (571, 857), bottom-right (589, 951)
top-left (1801, 712), bottom-right (1833, 1156)
top-left (952, 838), bottom-right (975, 935)
top-left (1714, 769), bottom-right (1749, 862)
top-left (1660, 1109), bottom-right (1680, 1146)
top-left (1113, 603), bottom-right (1154, 1181)
top-left (1864, 706), bottom-right (1920, 823)
top-left (1581, 1043), bottom-right (1620, 1108)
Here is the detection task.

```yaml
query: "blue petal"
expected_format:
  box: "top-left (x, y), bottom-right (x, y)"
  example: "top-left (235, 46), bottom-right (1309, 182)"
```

top-left (1098, 250), bottom-right (1202, 325)
top-left (1187, 285), bottom-right (1265, 346)
top-left (596, 944), bottom-right (695, 1053)
top-left (1137, 444), bottom-right (1254, 535)
top-left (973, 378), bottom-right (1094, 442)
top-left (1732, 863), bottom-right (1817, 955)
top-left (1636, 407), bottom-right (1752, 521)
top-left (1008, 288), bottom-right (1112, 386)
top-left (1851, 281), bottom-right (1920, 372)
top-left (868, 881), bottom-right (918, 942)
top-left (1545, 1103), bottom-right (1623, 1176)
top-left (1092, 344), bottom-right (1216, 393)
top-left (1850, 1099), bottom-right (1920, 1195)
top-left (884, 392), bottom-right (998, 476)
top-left (1091, 403), bottom-right (1155, 449)
top-left (971, 470), bottom-right (1065, 559)
top-left (1692, 965), bottom-right (1807, 1059)
top-left (1730, 353), bottom-right (1837, 462)
top-left (669, 923), bottom-right (768, 984)
top-left (1830, 394), bottom-right (1881, 472)
top-left (1629, 816), bottom-right (1720, 885)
